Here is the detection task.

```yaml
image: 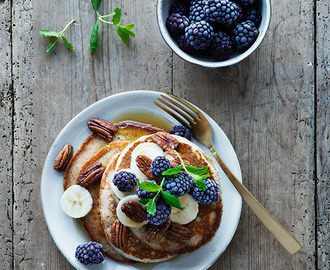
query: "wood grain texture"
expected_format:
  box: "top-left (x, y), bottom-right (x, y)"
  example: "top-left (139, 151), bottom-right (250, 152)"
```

top-left (7, 0), bottom-right (327, 269)
top-left (316, 0), bottom-right (330, 268)
top-left (0, 0), bottom-right (13, 269)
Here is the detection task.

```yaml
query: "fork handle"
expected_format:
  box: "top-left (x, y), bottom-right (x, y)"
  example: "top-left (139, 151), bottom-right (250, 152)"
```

top-left (209, 146), bottom-right (302, 254)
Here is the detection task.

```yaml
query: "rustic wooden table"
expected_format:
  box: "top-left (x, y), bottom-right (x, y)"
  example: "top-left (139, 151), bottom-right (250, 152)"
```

top-left (0, 0), bottom-right (329, 269)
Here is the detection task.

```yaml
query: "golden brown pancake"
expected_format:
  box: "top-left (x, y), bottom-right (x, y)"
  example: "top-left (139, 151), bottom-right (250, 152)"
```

top-left (62, 122), bottom-right (165, 263)
top-left (100, 134), bottom-right (223, 261)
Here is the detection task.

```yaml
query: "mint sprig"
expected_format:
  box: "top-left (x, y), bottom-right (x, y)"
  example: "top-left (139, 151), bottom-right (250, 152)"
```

top-left (39, 19), bottom-right (76, 53)
top-left (90, 2), bottom-right (135, 54)
top-left (138, 178), bottom-right (183, 215)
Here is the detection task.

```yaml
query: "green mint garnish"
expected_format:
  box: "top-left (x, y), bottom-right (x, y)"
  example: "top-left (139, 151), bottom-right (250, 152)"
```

top-left (137, 179), bottom-right (162, 192)
top-left (145, 199), bottom-right (157, 216)
top-left (90, 2), bottom-right (135, 54)
top-left (39, 19), bottom-right (76, 53)
top-left (161, 165), bottom-right (183, 176)
top-left (161, 191), bottom-right (183, 210)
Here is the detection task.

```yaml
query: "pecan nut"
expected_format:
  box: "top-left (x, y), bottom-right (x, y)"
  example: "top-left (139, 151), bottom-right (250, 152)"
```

top-left (54, 143), bottom-right (74, 172)
top-left (87, 118), bottom-right (118, 141)
top-left (167, 222), bottom-right (193, 240)
top-left (77, 162), bottom-right (105, 187)
top-left (110, 219), bottom-right (128, 248)
top-left (136, 155), bottom-right (156, 179)
top-left (121, 201), bottom-right (147, 223)
top-left (151, 132), bottom-right (179, 151)
top-left (145, 219), bottom-right (171, 243)
top-left (163, 150), bottom-right (181, 168)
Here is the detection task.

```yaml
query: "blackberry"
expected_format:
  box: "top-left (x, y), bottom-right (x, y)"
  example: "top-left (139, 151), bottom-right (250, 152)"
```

top-left (231, 20), bottom-right (259, 50)
top-left (147, 198), bottom-right (172, 225)
top-left (75, 241), bottom-right (105, 265)
top-left (204, 0), bottom-right (240, 26)
top-left (185, 21), bottom-right (215, 50)
top-left (234, 0), bottom-right (256, 8)
top-left (189, 0), bottom-right (208, 23)
top-left (151, 156), bottom-right (171, 177)
top-left (177, 35), bottom-right (197, 55)
top-left (245, 7), bottom-right (261, 26)
top-left (190, 178), bottom-right (219, 204)
top-left (166, 13), bottom-right (190, 37)
top-left (169, 3), bottom-right (189, 16)
top-left (163, 171), bottom-right (193, 197)
top-left (137, 180), bottom-right (158, 199)
top-left (170, 125), bottom-right (193, 140)
top-left (210, 31), bottom-right (232, 60)
top-left (113, 171), bottom-right (137, 192)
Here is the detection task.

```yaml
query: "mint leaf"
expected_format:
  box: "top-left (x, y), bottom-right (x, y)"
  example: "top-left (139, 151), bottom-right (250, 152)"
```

top-left (162, 165), bottom-right (183, 176)
top-left (137, 179), bottom-right (162, 192)
top-left (62, 36), bottom-right (76, 50)
top-left (185, 165), bottom-right (208, 176)
top-left (90, 21), bottom-right (99, 55)
top-left (146, 199), bottom-right (156, 216)
top-left (195, 179), bottom-right (207, 191)
top-left (112, 7), bottom-right (121, 26)
top-left (193, 173), bottom-right (210, 182)
top-left (91, 0), bottom-right (102, 12)
top-left (123, 24), bottom-right (134, 30)
top-left (139, 198), bottom-right (150, 205)
top-left (46, 43), bottom-right (56, 53)
top-left (117, 24), bottom-right (135, 45)
top-left (39, 30), bottom-right (59, 37)
top-left (161, 191), bottom-right (183, 210)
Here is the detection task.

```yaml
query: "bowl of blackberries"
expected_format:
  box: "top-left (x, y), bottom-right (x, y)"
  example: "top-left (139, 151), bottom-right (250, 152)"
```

top-left (157, 0), bottom-right (271, 68)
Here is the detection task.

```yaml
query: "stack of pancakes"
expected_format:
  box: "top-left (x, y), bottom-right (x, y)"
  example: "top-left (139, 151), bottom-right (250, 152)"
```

top-left (63, 121), bottom-right (223, 264)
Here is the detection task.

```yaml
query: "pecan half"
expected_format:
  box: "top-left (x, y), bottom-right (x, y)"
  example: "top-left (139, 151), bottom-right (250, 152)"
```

top-left (121, 201), bottom-right (147, 223)
top-left (77, 162), bottom-right (105, 187)
top-left (163, 149), bottom-right (181, 168)
top-left (167, 222), bottom-right (193, 240)
top-left (151, 132), bottom-right (179, 151)
top-left (145, 219), bottom-right (171, 243)
top-left (54, 143), bottom-right (74, 172)
top-left (110, 219), bottom-right (128, 249)
top-left (87, 118), bottom-right (118, 141)
top-left (136, 155), bottom-right (156, 179)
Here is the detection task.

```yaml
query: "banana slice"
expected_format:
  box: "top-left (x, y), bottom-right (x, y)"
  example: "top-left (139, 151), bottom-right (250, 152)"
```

top-left (116, 194), bottom-right (148, 228)
top-left (110, 169), bottom-right (137, 200)
top-left (130, 142), bottom-right (164, 180)
top-left (170, 194), bottom-right (199, 225)
top-left (60, 185), bottom-right (93, 218)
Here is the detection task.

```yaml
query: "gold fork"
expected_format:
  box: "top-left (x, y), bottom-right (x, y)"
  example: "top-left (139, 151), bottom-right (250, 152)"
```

top-left (154, 92), bottom-right (302, 255)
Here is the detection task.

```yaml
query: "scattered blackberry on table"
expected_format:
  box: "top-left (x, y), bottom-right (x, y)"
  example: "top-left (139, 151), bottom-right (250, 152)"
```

top-left (170, 125), bottom-right (193, 140)
top-left (169, 3), bottom-right (189, 16)
top-left (166, 13), bottom-right (190, 36)
top-left (231, 20), bottom-right (259, 50)
top-left (147, 198), bottom-right (172, 225)
top-left (75, 241), bottom-right (105, 265)
top-left (163, 171), bottom-right (193, 197)
top-left (177, 35), bottom-right (198, 55)
top-left (185, 20), bottom-right (215, 50)
top-left (137, 180), bottom-right (158, 200)
top-left (245, 7), bottom-right (261, 26)
top-left (189, 0), bottom-right (208, 23)
top-left (151, 156), bottom-right (171, 177)
top-left (190, 178), bottom-right (219, 204)
top-left (210, 31), bottom-right (232, 60)
top-left (113, 171), bottom-right (137, 192)
top-left (204, 0), bottom-right (241, 26)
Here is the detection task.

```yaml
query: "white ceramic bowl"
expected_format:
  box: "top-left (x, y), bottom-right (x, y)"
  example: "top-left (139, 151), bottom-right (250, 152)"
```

top-left (157, 0), bottom-right (271, 68)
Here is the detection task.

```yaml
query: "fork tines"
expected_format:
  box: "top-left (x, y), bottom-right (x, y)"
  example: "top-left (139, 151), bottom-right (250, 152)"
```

top-left (153, 93), bottom-right (200, 128)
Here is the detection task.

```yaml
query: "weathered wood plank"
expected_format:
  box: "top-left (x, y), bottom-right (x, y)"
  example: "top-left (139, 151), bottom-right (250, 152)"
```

top-left (316, 0), bottom-right (330, 268)
top-left (172, 0), bottom-right (316, 269)
top-left (0, 0), bottom-right (13, 269)
top-left (12, 0), bottom-right (171, 269)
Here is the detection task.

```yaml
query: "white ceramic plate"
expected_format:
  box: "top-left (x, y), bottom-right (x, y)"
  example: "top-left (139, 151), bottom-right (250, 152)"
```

top-left (41, 90), bottom-right (242, 270)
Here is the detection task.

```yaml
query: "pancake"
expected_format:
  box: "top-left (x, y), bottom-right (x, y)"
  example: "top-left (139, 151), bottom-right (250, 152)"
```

top-left (99, 157), bottom-right (175, 263)
top-left (100, 133), bottom-right (223, 261)
top-left (62, 121), bottom-right (164, 263)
